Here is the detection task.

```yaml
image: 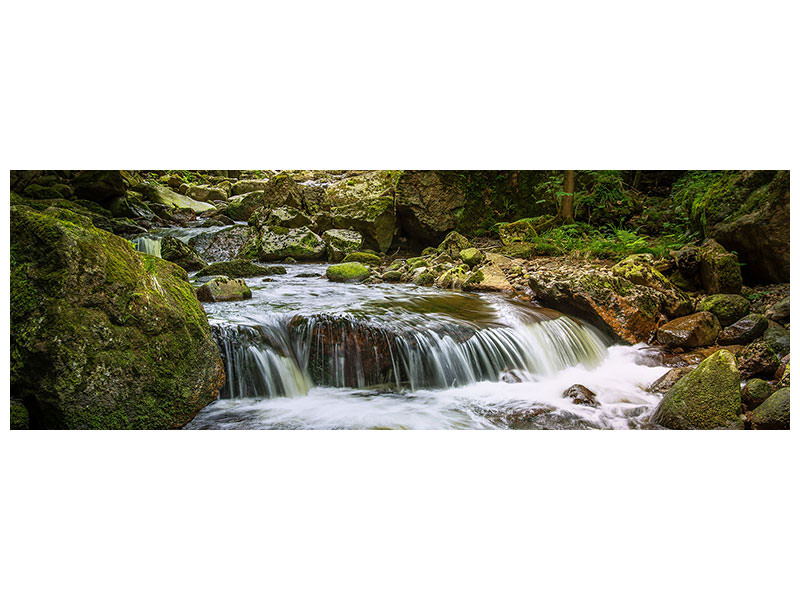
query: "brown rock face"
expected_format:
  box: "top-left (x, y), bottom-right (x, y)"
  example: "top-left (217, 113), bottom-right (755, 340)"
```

top-left (656, 312), bottom-right (721, 349)
top-left (395, 171), bottom-right (466, 246)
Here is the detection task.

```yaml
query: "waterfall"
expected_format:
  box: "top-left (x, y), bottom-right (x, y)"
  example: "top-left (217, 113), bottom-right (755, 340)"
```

top-left (211, 313), bottom-right (607, 400)
top-left (133, 236), bottom-right (162, 258)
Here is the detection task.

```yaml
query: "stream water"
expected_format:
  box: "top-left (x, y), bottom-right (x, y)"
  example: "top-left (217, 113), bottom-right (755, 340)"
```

top-left (185, 263), bottom-right (669, 429)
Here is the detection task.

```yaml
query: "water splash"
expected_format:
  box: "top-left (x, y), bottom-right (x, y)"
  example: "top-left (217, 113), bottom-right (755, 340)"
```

top-left (133, 236), bottom-right (162, 258)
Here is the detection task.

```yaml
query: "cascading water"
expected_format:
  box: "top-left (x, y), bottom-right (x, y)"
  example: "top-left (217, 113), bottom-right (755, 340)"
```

top-left (186, 263), bottom-right (670, 430)
top-left (133, 236), bottom-right (162, 257)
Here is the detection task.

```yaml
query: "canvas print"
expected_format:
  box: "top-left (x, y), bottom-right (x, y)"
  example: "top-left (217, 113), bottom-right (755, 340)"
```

top-left (9, 170), bottom-right (790, 429)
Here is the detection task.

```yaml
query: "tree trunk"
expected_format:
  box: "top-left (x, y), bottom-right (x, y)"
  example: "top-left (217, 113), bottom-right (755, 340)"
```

top-left (560, 170), bottom-right (575, 224)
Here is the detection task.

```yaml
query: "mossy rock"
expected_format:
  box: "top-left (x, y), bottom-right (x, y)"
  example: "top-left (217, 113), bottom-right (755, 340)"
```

top-left (322, 229), bottom-right (363, 262)
top-left (196, 259), bottom-right (285, 279)
top-left (196, 276), bottom-right (252, 302)
top-left (698, 294), bottom-right (750, 326)
top-left (406, 257), bottom-right (429, 270)
top-left (326, 262), bottom-right (370, 282)
top-left (750, 388), bottom-right (790, 430)
top-left (737, 339), bottom-right (780, 379)
top-left (497, 219), bottom-right (536, 245)
top-left (10, 205), bottom-right (224, 429)
top-left (459, 247), bottom-right (484, 267)
top-left (500, 242), bottom-right (535, 259)
top-left (245, 226), bottom-right (326, 261)
top-left (412, 268), bottom-right (435, 286)
top-left (698, 239), bottom-right (743, 294)
top-left (717, 313), bottom-right (768, 345)
top-left (224, 191), bottom-right (265, 221)
top-left (343, 251), bottom-right (381, 266)
top-left (653, 349), bottom-right (744, 429)
top-left (381, 270), bottom-right (404, 282)
top-left (437, 231), bottom-right (471, 259)
top-left (10, 399), bottom-right (30, 429)
top-left (161, 236), bottom-right (207, 271)
top-left (763, 321), bottom-right (790, 358)
top-left (421, 247), bottom-right (438, 256)
top-left (742, 378), bottom-right (774, 411)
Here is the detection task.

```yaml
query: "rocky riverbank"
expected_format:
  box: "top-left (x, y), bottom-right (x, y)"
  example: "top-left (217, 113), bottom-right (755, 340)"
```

top-left (10, 169), bottom-right (790, 429)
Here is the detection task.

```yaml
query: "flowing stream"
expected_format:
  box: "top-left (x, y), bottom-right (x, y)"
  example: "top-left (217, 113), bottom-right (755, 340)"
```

top-left (186, 263), bottom-right (669, 429)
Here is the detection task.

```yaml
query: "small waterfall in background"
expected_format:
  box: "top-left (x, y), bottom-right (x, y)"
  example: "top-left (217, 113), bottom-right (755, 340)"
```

top-left (133, 236), bottom-right (162, 258)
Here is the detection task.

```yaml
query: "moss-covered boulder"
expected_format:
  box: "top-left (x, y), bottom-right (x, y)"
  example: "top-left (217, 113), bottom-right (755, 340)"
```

top-left (698, 294), bottom-right (751, 326)
top-left (459, 247), bottom-right (484, 267)
top-left (250, 206), bottom-right (313, 229)
top-left (326, 262), bottom-right (370, 282)
top-left (656, 312), bottom-right (721, 349)
top-left (381, 270), bottom-right (404, 282)
top-left (231, 179), bottom-right (270, 196)
top-left (652, 349), bottom-right (744, 429)
top-left (436, 265), bottom-right (471, 289)
top-left (322, 229), bottom-right (363, 262)
top-left (10, 205), bottom-right (225, 429)
top-left (196, 276), bottom-right (252, 302)
top-left (612, 254), bottom-right (692, 318)
top-left (499, 241), bottom-right (535, 259)
top-left (161, 236), bottom-right (208, 271)
top-left (240, 226), bottom-right (325, 261)
top-left (196, 259), bottom-right (285, 279)
top-left (765, 296), bottom-right (790, 323)
top-left (189, 225), bottom-right (252, 263)
top-left (742, 378), bottom-right (774, 411)
top-left (497, 219), bottom-right (536, 245)
top-left (185, 184), bottom-right (227, 204)
top-left (136, 182), bottom-right (216, 214)
top-left (763, 321), bottom-right (790, 358)
top-left (224, 191), bottom-right (265, 221)
top-left (323, 172), bottom-right (398, 252)
top-left (750, 388), bottom-right (790, 430)
top-left (394, 171), bottom-right (466, 246)
top-left (698, 239), bottom-right (743, 294)
top-left (717, 313), bottom-right (768, 345)
top-left (437, 231), bottom-right (471, 259)
top-left (343, 251), bottom-right (381, 266)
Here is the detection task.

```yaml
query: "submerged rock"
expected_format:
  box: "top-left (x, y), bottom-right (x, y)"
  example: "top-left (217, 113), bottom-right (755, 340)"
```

top-left (196, 276), bottom-right (252, 302)
top-left (562, 384), bottom-right (599, 407)
top-left (656, 312), bottom-right (721, 349)
top-left (196, 259), bottom-right (285, 279)
top-left (10, 205), bottom-right (224, 429)
top-left (750, 388), bottom-right (790, 430)
top-left (161, 235), bottom-right (207, 271)
top-left (326, 262), bottom-right (370, 282)
top-left (652, 349), bottom-right (743, 429)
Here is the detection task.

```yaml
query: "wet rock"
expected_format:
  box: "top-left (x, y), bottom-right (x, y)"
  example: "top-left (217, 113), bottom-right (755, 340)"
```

top-left (698, 294), bottom-right (751, 326)
top-left (698, 239), bottom-right (743, 294)
top-left (500, 370), bottom-right (524, 384)
top-left (189, 225), bottom-right (252, 263)
top-left (562, 384), bottom-right (599, 407)
top-left (224, 191), bottom-right (265, 221)
top-left (656, 312), bottom-right (721, 349)
top-left (343, 251), bottom-right (381, 266)
top-left (765, 296), bottom-right (790, 323)
top-left (161, 236), bottom-right (208, 271)
top-left (10, 205), bottom-right (224, 429)
top-left (763, 321), bottom-right (790, 358)
top-left (231, 179), bottom-right (270, 196)
top-left (412, 267), bottom-right (436, 286)
top-left (185, 184), bottom-right (228, 204)
top-left (394, 171), bottom-right (466, 245)
top-left (436, 265), bottom-right (470, 289)
top-left (250, 205), bottom-right (313, 229)
top-left (196, 276), bottom-right (252, 302)
top-left (326, 262), bottom-right (370, 283)
top-left (717, 313), bottom-right (768, 345)
top-left (381, 270), bottom-right (404, 282)
top-left (652, 349), bottom-right (743, 429)
top-left (322, 229), bottom-right (363, 262)
top-left (648, 366), bottom-right (694, 395)
top-left (240, 225), bottom-right (326, 261)
top-left (750, 388), bottom-right (790, 430)
top-left (670, 245), bottom-right (700, 278)
top-left (741, 378), bottom-right (774, 411)
top-left (612, 254), bottom-right (692, 317)
top-left (136, 182), bottom-right (216, 214)
top-left (459, 247), bottom-right (484, 267)
top-left (736, 339), bottom-right (780, 379)
top-left (437, 231), bottom-right (471, 260)
top-left (463, 264), bottom-right (513, 293)
top-left (196, 259), bottom-right (285, 279)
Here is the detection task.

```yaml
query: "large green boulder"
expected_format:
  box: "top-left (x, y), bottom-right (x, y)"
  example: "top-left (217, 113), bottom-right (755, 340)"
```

top-left (224, 191), bottom-right (265, 221)
top-left (10, 206), bottom-right (225, 429)
top-left (322, 229), bottom-right (363, 262)
top-left (459, 247), bottom-right (484, 267)
top-left (612, 254), bottom-right (692, 317)
top-left (161, 235), bottom-right (208, 271)
top-left (750, 388), bottom-right (790, 430)
top-left (698, 239), bottom-right (743, 294)
top-left (240, 226), bottom-right (326, 261)
top-left (196, 259), bottom-right (285, 278)
top-left (698, 294), bottom-right (751, 326)
top-left (326, 262), bottom-right (370, 282)
top-left (323, 172), bottom-right (398, 252)
top-left (653, 349), bottom-right (744, 429)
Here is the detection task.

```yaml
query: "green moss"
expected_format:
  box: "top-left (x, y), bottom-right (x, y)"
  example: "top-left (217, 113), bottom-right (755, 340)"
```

top-left (459, 247), bottom-right (484, 267)
top-left (406, 257), bottom-right (429, 269)
top-left (196, 260), bottom-right (285, 278)
top-left (697, 294), bottom-right (750, 326)
top-left (343, 251), bottom-right (381, 266)
top-left (326, 262), bottom-right (370, 282)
